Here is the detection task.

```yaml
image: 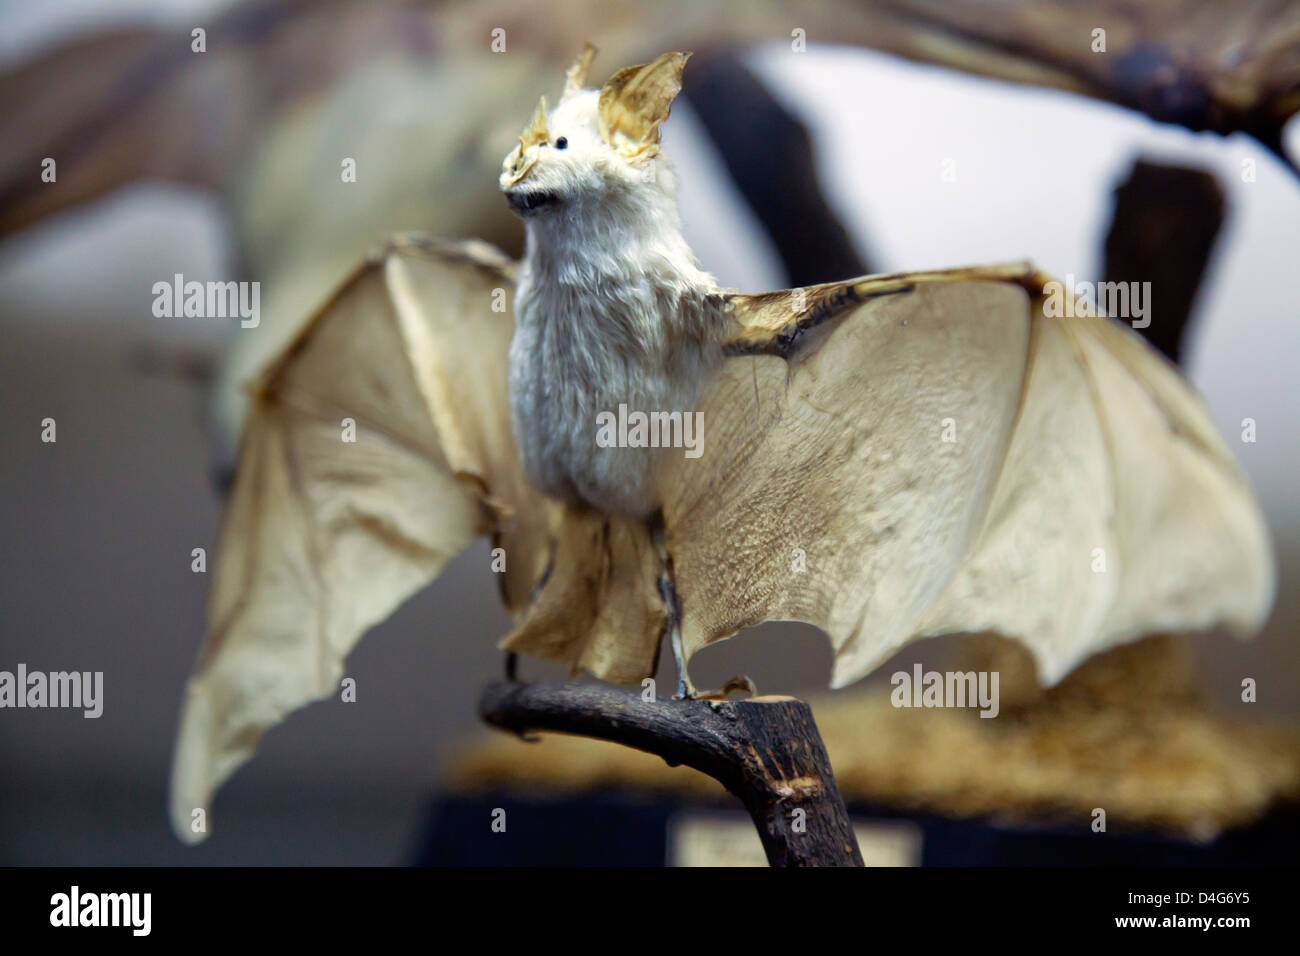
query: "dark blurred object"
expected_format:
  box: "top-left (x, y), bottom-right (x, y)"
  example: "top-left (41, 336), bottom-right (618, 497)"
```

top-left (417, 794), bottom-right (677, 866)
top-left (4, 0), bottom-right (1297, 243)
top-left (864, 0), bottom-right (1300, 177)
top-left (416, 793), bottom-right (1300, 865)
top-left (0, 0), bottom-right (447, 238)
top-left (1102, 159), bottom-right (1226, 364)
top-left (685, 50), bottom-right (868, 285)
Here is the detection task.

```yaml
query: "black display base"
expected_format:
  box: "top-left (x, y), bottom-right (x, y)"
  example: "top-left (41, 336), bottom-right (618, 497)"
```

top-left (413, 791), bottom-right (1300, 866)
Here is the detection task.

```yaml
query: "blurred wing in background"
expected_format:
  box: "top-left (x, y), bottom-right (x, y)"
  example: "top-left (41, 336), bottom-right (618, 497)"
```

top-left (8, 0), bottom-right (1295, 470)
top-left (655, 266), bottom-right (1276, 687)
top-left (7, 0), bottom-right (1296, 239)
top-left (169, 236), bottom-right (553, 843)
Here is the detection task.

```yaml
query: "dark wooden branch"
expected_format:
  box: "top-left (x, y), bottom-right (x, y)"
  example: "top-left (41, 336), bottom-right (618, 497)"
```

top-left (684, 50), bottom-right (870, 286)
top-left (1102, 158), bottom-right (1226, 365)
top-left (479, 681), bottom-right (863, 867)
top-left (849, 0), bottom-right (1300, 173)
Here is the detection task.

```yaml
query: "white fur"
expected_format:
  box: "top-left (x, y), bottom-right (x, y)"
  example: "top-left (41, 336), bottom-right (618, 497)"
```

top-left (502, 90), bottom-right (725, 515)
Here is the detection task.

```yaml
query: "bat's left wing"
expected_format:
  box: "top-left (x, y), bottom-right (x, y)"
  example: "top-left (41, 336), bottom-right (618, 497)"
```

top-left (502, 264), bottom-right (1274, 689)
top-left (654, 264), bottom-right (1274, 689)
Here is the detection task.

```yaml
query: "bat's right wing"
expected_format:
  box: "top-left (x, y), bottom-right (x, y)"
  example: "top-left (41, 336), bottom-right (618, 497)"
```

top-left (169, 235), bottom-right (552, 844)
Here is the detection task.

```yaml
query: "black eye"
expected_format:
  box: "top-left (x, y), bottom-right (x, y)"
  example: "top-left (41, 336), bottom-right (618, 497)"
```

top-left (555, 137), bottom-right (568, 150)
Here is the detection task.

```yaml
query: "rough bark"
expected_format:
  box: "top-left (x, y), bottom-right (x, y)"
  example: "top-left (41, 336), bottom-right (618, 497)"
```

top-left (479, 680), bottom-right (864, 867)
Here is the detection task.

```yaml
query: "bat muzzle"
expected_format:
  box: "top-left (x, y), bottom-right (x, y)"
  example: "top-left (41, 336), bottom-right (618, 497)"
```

top-left (506, 188), bottom-right (559, 216)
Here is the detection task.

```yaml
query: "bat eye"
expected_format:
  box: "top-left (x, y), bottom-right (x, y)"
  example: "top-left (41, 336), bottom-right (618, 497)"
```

top-left (555, 137), bottom-right (568, 150)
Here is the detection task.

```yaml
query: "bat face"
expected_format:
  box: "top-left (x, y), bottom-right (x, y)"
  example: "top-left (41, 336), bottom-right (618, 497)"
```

top-left (499, 91), bottom-right (615, 218)
top-left (499, 49), bottom-right (691, 221)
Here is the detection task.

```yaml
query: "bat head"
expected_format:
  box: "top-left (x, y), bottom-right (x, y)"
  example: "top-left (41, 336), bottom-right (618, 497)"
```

top-left (500, 45), bottom-right (691, 219)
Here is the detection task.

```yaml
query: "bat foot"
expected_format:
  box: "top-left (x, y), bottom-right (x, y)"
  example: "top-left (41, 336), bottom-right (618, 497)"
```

top-left (672, 674), bottom-right (697, 700)
top-left (691, 674), bottom-right (758, 701)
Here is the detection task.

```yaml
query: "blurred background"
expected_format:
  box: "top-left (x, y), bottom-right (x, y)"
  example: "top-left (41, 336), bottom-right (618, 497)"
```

top-left (1, 0), bottom-right (1297, 864)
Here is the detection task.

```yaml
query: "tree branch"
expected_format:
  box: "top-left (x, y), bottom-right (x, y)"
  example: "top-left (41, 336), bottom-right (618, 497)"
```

top-left (1102, 158), bottom-right (1226, 364)
top-left (684, 49), bottom-right (870, 286)
top-left (479, 681), bottom-right (864, 867)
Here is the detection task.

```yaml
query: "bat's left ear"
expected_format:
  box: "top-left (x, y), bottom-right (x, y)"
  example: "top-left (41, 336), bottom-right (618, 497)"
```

top-left (597, 51), bottom-right (691, 160)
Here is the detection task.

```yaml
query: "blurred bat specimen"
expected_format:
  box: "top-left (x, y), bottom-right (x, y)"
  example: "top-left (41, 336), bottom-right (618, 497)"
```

top-left (6, 0), bottom-right (1296, 469)
top-left (170, 47), bottom-right (1274, 843)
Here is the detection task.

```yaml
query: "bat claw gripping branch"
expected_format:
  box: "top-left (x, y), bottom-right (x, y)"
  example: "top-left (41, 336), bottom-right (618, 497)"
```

top-left (649, 513), bottom-right (695, 699)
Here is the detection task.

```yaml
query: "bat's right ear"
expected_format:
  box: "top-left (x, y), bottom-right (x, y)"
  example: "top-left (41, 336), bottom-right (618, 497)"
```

top-left (597, 51), bottom-right (691, 160)
top-left (562, 42), bottom-right (598, 99)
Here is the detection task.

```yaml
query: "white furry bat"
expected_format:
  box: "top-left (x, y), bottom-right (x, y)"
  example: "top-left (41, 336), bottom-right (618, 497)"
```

top-left (169, 47), bottom-right (1275, 843)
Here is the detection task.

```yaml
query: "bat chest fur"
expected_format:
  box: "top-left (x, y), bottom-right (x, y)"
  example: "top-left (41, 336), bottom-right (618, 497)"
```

top-left (509, 268), bottom-right (722, 517)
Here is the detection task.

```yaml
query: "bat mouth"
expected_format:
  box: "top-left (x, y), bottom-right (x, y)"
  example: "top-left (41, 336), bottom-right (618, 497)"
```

top-left (506, 188), bottom-right (559, 215)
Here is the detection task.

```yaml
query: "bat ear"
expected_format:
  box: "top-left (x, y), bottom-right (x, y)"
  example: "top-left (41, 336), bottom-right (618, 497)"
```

top-left (503, 95), bottom-right (548, 185)
top-left (597, 51), bottom-right (691, 159)
top-left (562, 42), bottom-right (598, 100)
top-left (523, 94), bottom-right (549, 148)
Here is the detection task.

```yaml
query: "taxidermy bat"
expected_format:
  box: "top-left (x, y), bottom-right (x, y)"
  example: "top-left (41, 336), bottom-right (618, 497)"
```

top-left (169, 46), bottom-right (1275, 843)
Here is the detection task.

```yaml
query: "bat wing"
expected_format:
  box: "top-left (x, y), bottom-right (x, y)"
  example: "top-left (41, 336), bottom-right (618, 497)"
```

top-left (169, 236), bottom-right (552, 843)
top-left (654, 264), bottom-right (1275, 688)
